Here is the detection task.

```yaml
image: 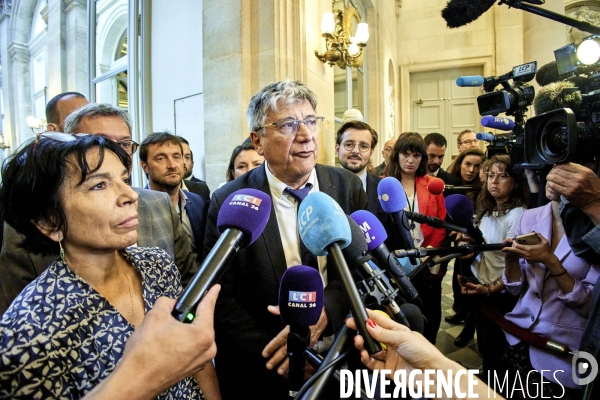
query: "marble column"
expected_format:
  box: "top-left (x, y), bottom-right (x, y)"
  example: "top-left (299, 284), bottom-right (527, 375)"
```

top-left (65, 0), bottom-right (88, 95)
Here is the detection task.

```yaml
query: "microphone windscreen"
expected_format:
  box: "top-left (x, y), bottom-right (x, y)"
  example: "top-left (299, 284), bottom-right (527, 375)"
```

top-left (441, 0), bottom-right (496, 29)
top-left (444, 194), bottom-right (474, 226)
top-left (427, 177), bottom-right (445, 195)
top-left (342, 216), bottom-right (369, 270)
top-left (378, 177), bottom-right (407, 213)
top-left (455, 75), bottom-right (484, 87)
top-left (217, 189), bottom-right (272, 246)
top-left (298, 192), bottom-right (351, 256)
top-left (400, 303), bottom-right (425, 335)
top-left (533, 80), bottom-right (582, 116)
top-left (476, 133), bottom-right (495, 142)
top-left (481, 116), bottom-right (515, 131)
top-left (350, 210), bottom-right (387, 251)
top-left (279, 265), bottom-right (324, 327)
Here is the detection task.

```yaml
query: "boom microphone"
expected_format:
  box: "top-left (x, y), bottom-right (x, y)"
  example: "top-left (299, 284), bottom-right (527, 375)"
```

top-left (350, 210), bottom-right (424, 312)
top-left (279, 265), bottom-right (324, 398)
top-left (344, 216), bottom-right (410, 328)
top-left (481, 115), bottom-right (515, 131)
top-left (172, 189), bottom-right (271, 322)
top-left (533, 80), bottom-right (582, 115)
top-left (441, 0), bottom-right (496, 29)
top-left (298, 192), bottom-right (381, 355)
top-left (456, 75), bottom-right (484, 87)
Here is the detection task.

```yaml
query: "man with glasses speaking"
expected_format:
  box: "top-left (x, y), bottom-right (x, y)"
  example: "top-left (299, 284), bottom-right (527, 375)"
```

top-left (204, 80), bottom-right (367, 399)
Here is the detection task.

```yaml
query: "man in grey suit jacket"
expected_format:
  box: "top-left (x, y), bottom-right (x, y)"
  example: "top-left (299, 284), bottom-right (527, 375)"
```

top-left (205, 80), bottom-right (367, 399)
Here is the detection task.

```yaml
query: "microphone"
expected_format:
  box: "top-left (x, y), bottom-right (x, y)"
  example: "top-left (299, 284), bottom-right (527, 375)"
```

top-left (455, 75), bottom-right (484, 87)
top-left (344, 216), bottom-right (410, 328)
top-left (400, 303), bottom-right (425, 335)
top-left (445, 194), bottom-right (486, 245)
top-left (394, 242), bottom-right (508, 258)
top-left (278, 265), bottom-right (324, 398)
top-left (377, 177), bottom-right (417, 250)
top-left (533, 80), bottom-right (582, 116)
top-left (441, 0), bottom-right (496, 29)
top-left (427, 177), bottom-right (482, 195)
top-left (172, 189), bottom-right (271, 322)
top-left (477, 132), bottom-right (497, 142)
top-left (350, 210), bottom-right (424, 312)
top-left (481, 115), bottom-right (515, 131)
top-left (298, 192), bottom-right (382, 355)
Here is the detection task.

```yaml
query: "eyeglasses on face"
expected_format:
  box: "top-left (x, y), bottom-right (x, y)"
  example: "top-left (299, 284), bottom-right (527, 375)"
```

top-left (343, 141), bottom-right (371, 152)
top-left (260, 116), bottom-right (324, 136)
top-left (35, 133), bottom-right (139, 155)
top-left (459, 139), bottom-right (479, 146)
top-left (486, 172), bottom-right (511, 181)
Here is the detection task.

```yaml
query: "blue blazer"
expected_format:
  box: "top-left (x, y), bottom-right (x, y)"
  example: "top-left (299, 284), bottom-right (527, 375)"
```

top-left (182, 190), bottom-right (208, 257)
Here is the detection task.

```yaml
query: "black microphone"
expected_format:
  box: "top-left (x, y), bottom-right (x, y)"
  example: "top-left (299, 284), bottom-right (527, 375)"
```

top-left (344, 216), bottom-right (411, 328)
top-left (533, 80), bottom-right (582, 116)
top-left (278, 265), bottom-right (324, 398)
top-left (172, 189), bottom-right (271, 322)
top-left (394, 243), bottom-right (508, 258)
top-left (445, 194), bottom-right (487, 245)
top-left (350, 210), bottom-right (425, 313)
top-left (441, 0), bottom-right (496, 29)
top-left (299, 192), bottom-right (382, 355)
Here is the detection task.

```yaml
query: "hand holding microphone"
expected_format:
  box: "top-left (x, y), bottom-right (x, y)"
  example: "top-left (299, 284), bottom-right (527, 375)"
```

top-left (298, 192), bottom-right (382, 355)
top-left (172, 189), bottom-right (271, 322)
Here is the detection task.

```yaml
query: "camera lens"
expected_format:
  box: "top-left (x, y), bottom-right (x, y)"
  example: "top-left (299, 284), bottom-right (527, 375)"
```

top-left (539, 120), bottom-right (569, 157)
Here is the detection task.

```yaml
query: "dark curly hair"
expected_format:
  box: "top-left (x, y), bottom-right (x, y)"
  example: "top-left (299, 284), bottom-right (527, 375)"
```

top-left (1, 135), bottom-right (131, 255)
top-left (383, 132), bottom-right (427, 178)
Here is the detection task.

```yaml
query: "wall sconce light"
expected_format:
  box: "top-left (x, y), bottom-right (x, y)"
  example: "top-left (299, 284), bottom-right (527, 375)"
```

top-left (315, 5), bottom-right (369, 69)
top-left (0, 131), bottom-right (9, 150)
top-left (27, 116), bottom-right (46, 134)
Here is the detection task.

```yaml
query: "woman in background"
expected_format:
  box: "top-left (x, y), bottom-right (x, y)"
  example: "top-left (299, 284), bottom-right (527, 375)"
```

top-left (226, 137), bottom-right (264, 182)
top-left (384, 132), bottom-right (446, 344)
top-left (456, 154), bottom-right (529, 379)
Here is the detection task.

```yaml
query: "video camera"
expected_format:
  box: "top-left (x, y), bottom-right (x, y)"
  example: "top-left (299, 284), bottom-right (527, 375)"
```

top-left (523, 38), bottom-right (600, 165)
top-left (457, 62), bottom-right (537, 167)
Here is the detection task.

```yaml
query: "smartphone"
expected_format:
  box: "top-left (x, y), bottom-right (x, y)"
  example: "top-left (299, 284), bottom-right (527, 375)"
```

top-left (460, 276), bottom-right (479, 286)
top-left (515, 232), bottom-right (541, 245)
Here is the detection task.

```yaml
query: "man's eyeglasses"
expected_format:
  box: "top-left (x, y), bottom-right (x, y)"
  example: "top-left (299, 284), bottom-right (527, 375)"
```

top-left (34, 133), bottom-right (139, 155)
top-left (486, 172), bottom-right (511, 181)
top-left (459, 139), bottom-right (479, 146)
top-left (260, 116), bottom-right (324, 136)
top-left (343, 141), bottom-right (371, 152)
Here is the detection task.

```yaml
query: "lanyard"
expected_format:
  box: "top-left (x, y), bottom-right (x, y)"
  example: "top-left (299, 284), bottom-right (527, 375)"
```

top-left (405, 183), bottom-right (417, 231)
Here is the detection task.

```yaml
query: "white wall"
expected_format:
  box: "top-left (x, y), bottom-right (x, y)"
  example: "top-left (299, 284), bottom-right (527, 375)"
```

top-left (150, 0), bottom-right (206, 182)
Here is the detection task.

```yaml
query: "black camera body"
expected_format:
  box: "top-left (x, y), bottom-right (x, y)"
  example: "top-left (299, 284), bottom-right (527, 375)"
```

top-left (524, 88), bottom-right (600, 165)
top-left (477, 62), bottom-right (537, 117)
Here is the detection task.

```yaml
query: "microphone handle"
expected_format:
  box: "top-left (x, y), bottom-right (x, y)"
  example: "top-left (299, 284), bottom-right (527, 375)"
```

top-left (357, 261), bottom-right (410, 328)
top-left (395, 243), bottom-right (508, 258)
top-left (301, 324), bottom-right (353, 400)
top-left (390, 210), bottom-right (415, 250)
top-left (405, 211), bottom-right (468, 234)
top-left (288, 326), bottom-right (310, 397)
top-left (370, 245), bottom-right (423, 312)
top-left (329, 243), bottom-right (382, 355)
top-left (172, 228), bottom-right (245, 322)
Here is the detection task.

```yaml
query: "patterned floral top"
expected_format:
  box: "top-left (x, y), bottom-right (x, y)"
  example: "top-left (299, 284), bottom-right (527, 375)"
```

top-left (0, 247), bottom-right (203, 399)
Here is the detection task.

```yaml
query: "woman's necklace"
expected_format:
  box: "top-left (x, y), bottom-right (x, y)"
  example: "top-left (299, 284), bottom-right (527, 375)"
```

top-left (117, 255), bottom-right (136, 329)
top-left (405, 183), bottom-right (417, 231)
